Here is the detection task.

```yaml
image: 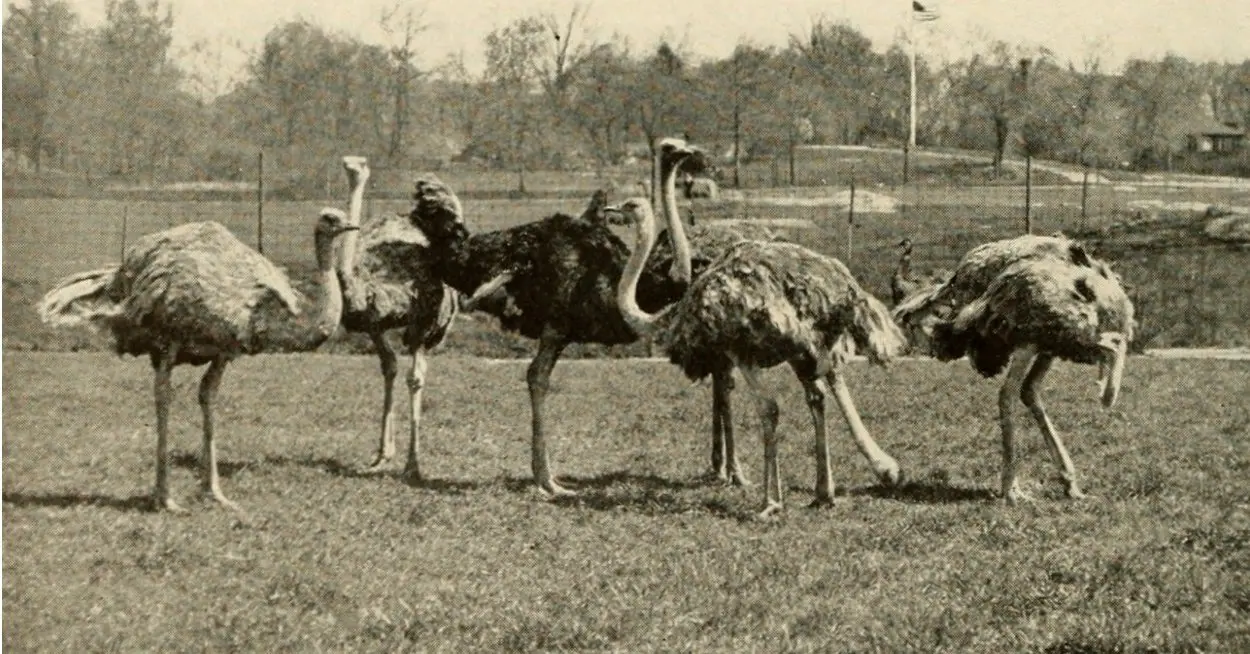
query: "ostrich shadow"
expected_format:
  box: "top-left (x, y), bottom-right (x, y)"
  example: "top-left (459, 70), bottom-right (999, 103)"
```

top-left (506, 470), bottom-right (754, 520)
top-left (845, 479), bottom-right (996, 504)
top-left (2, 490), bottom-right (154, 513)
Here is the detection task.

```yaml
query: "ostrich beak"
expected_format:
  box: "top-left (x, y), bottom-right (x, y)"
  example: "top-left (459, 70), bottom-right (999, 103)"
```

top-left (1096, 332), bottom-right (1128, 408)
top-left (602, 204), bottom-right (628, 225)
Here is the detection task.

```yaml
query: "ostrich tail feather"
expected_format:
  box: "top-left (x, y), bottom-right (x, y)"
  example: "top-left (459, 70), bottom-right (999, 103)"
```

top-left (848, 292), bottom-right (907, 367)
top-left (36, 268), bottom-right (122, 328)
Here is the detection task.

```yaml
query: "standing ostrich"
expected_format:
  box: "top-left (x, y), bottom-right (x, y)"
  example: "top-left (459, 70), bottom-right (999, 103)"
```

top-left (409, 139), bottom-right (743, 496)
top-left (610, 197), bottom-right (906, 518)
top-left (895, 234), bottom-right (1134, 502)
top-left (37, 211), bottom-right (360, 512)
top-left (334, 156), bottom-right (458, 477)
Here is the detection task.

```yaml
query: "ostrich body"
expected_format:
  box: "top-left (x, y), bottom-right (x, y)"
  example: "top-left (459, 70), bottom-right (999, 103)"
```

top-left (892, 234), bottom-right (1100, 353)
top-left (610, 197), bottom-right (905, 518)
top-left (411, 139), bottom-right (759, 495)
top-left (37, 212), bottom-right (359, 512)
top-left (334, 156), bottom-right (459, 478)
top-left (895, 235), bottom-right (1134, 502)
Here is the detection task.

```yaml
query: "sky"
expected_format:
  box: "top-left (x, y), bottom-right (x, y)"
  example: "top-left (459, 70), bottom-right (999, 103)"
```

top-left (43, 0), bottom-right (1250, 89)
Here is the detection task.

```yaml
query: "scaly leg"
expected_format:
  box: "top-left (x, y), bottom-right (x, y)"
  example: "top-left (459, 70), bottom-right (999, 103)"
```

top-left (799, 375), bottom-right (836, 507)
top-left (999, 347), bottom-right (1039, 504)
top-left (362, 331), bottom-right (399, 472)
top-left (826, 368), bottom-right (901, 487)
top-left (151, 347), bottom-right (185, 513)
top-left (528, 328), bottom-right (572, 497)
top-left (711, 364), bottom-right (749, 486)
top-left (738, 365), bottom-right (783, 519)
top-left (1020, 353), bottom-right (1086, 499)
top-left (402, 348), bottom-right (429, 483)
top-left (198, 356), bottom-right (241, 512)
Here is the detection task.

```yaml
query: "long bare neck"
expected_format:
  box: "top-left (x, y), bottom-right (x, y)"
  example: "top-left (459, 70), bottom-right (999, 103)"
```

top-left (337, 174), bottom-right (366, 280)
top-left (310, 233), bottom-right (345, 338)
top-left (658, 153), bottom-right (693, 282)
top-left (617, 206), bottom-right (666, 337)
top-left (897, 246), bottom-right (912, 278)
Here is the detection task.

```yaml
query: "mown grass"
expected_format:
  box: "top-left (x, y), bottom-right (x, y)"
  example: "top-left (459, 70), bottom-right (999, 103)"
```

top-left (4, 352), bottom-right (1248, 652)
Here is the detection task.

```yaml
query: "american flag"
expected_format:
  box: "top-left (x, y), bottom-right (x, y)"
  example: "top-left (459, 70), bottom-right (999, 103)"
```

top-left (912, 1), bottom-right (940, 22)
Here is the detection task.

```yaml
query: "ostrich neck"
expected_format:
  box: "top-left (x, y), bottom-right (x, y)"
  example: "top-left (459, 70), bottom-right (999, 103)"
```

top-left (336, 174), bottom-right (367, 280)
top-left (898, 249), bottom-right (912, 277)
top-left (310, 235), bottom-right (345, 339)
top-left (617, 207), bottom-right (667, 337)
top-left (659, 155), bottom-right (694, 282)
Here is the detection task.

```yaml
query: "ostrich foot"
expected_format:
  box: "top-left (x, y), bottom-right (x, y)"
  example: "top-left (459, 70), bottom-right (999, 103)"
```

top-left (727, 468), bottom-right (753, 488)
top-left (755, 501), bottom-right (785, 520)
top-left (1002, 484), bottom-right (1034, 505)
top-left (1064, 483), bottom-right (1088, 500)
top-left (808, 494), bottom-right (836, 509)
top-left (876, 462), bottom-right (904, 488)
top-left (401, 463), bottom-right (424, 486)
top-left (151, 495), bottom-right (188, 514)
top-left (201, 489), bottom-right (245, 514)
top-left (700, 468), bottom-right (753, 488)
top-left (359, 456), bottom-right (395, 475)
top-left (538, 479), bottom-right (578, 498)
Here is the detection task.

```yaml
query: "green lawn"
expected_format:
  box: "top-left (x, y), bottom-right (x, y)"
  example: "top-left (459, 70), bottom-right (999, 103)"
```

top-left (4, 352), bottom-right (1248, 652)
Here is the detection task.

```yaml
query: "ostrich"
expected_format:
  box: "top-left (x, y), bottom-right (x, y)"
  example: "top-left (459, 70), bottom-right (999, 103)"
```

top-left (609, 196), bottom-right (905, 517)
top-left (894, 234), bottom-right (1134, 502)
top-left (36, 211), bottom-right (360, 512)
top-left (334, 156), bottom-right (459, 478)
top-left (409, 139), bottom-right (754, 496)
top-left (891, 238), bottom-right (925, 306)
top-left (890, 238), bottom-right (949, 306)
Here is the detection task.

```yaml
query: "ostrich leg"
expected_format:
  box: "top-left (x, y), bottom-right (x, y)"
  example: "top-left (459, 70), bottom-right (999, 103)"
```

top-left (738, 365), bottom-right (783, 518)
top-left (1020, 352), bottom-right (1087, 499)
top-left (999, 349), bottom-right (1039, 504)
top-left (798, 374), bottom-right (836, 507)
top-left (826, 368), bottom-right (902, 486)
top-left (403, 347), bottom-right (429, 482)
top-left (528, 327), bottom-right (573, 497)
top-left (363, 331), bottom-right (399, 472)
top-left (198, 356), bottom-right (240, 512)
top-left (151, 345), bottom-right (185, 513)
top-left (710, 364), bottom-right (749, 486)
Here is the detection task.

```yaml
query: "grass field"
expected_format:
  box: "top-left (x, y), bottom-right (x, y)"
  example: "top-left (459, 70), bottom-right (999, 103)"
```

top-left (3, 352), bottom-right (1248, 651)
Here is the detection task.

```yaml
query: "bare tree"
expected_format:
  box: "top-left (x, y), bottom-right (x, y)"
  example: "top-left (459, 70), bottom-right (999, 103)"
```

top-left (380, 1), bottom-right (428, 163)
top-left (484, 17), bottom-right (547, 193)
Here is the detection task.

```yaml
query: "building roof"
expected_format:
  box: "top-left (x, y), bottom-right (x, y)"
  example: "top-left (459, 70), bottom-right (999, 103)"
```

top-left (1188, 119), bottom-right (1245, 137)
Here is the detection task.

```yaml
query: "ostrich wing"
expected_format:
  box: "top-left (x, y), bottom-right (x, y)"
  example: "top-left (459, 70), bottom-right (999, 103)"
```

top-left (117, 222), bottom-right (304, 343)
top-left (953, 258), bottom-right (1134, 372)
top-left (343, 212), bottom-right (440, 328)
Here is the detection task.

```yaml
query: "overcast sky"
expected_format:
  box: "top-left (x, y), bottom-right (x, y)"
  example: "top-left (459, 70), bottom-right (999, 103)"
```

top-left (49, 0), bottom-right (1250, 82)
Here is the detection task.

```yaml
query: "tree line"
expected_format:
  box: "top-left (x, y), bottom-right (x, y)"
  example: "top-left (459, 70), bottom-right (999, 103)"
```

top-left (5, 0), bottom-right (1250, 194)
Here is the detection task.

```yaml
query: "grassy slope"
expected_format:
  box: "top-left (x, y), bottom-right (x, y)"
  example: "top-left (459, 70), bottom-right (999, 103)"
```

top-left (4, 352), bottom-right (1248, 652)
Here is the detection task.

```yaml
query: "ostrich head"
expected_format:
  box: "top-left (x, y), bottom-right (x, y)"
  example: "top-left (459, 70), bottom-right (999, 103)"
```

top-left (342, 155), bottom-right (370, 186)
top-left (657, 137), bottom-right (713, 178)
top-left (897, 238), bottom-right (913, 253)
top-left (313, 208), bottom-right (360, 266)
top-left (407, 174), bottom-right (467, 245)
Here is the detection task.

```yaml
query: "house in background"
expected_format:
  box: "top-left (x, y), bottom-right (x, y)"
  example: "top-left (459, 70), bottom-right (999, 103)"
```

top-left (1186, 119), bottom-right (1246, 153)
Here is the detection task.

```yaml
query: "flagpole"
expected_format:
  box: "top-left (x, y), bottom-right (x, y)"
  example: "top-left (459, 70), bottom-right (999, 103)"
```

top-left (908, 0), bottom-right (917, 149)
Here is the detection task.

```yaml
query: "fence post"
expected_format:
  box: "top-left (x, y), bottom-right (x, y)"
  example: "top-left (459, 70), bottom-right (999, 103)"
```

top-left (846, 169), bottom-right (856, 264)
top-left (256, 150), bottom-right (265, 254)
top-left (1024, 154), bottom-right (1032, 235)
top-left (120, 204), bottom-right (128, 260)
top-left (1080, 163), bottom-right (1090, 229)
